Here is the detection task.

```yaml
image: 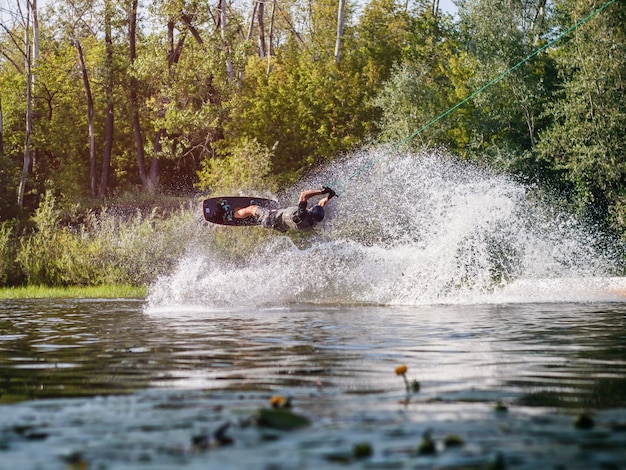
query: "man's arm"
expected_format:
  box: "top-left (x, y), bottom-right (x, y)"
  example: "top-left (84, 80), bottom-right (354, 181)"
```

top-left (298, 189), bottom-right (325, 203)
top-left (298, 187), bottom-right (337, 204)
top-left (318, 196), bottom-right (330, 207)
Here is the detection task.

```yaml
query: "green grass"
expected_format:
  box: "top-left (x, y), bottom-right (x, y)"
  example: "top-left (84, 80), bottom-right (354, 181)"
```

top-left (0, 285), bottom-right (147, 299)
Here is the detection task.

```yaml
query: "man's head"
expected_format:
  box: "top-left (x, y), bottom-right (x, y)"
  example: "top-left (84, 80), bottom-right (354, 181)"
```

top-left (308, 205), bottom-right (325, 223)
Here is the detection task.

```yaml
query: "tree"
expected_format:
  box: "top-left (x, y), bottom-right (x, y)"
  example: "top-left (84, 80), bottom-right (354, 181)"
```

top-left (536, 0), bottom-right (626, 230)
top-left (225, 48), bottom-right (374, 184)
top-left (354, 0), bottom-right (413, 95)
top-left (257, 0), bottom-right (267, 58)
top-left (55, 0), bottom-right (107, 198)
top-left (220, 0), bottom-right (234, 81)
top-left (372, 2), bottom-right (466, 151)
top-left (0, 94), bottom-right (20, 218)
top-left (455, 0), bottom-right (555, 165)
top-left (17, 0), bottom-right (34, 208)
top-left (0, 95), bottom-right (3, 155)
top-left (100, 0), bottom-right (115, 197)
top-left (134, 0), bottom-right (240, 193)
top-left (197, 137), bottom-right (273, 193)
top-left (334, 0), bottom-right (346, 63)
top-left (74, 37), bottom-right (97, 196)
top-left (127, 0), bottom-right (154, 192)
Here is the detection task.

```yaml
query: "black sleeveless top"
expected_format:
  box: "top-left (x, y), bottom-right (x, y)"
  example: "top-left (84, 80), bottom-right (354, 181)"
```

top-left (277, 201), bottom-right (316, 231)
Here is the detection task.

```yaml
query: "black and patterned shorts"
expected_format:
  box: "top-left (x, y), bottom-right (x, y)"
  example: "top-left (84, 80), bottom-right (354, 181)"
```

top-left (255, 207), bottom-right (288, 232)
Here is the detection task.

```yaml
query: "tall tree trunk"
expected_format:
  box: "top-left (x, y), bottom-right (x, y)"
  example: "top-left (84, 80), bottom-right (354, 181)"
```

top-left (530, 0), bottom-right (547, 44)
top-left (148, 16), bottom-right (188, 194)
top-left (247, 1), bottom-right (258, 41)
top-left (150, 129), bottom-right (164, 190)
top-left (17, 1), bottom-right (32, 208)
top-left (242, 1), bottom-right (259, 82)
top-left (432, 0), bottom-right (439, 16)
top-left (334, 0), bottom-right (346, 64)
top-left (0, 96), bottom-right (4, 156)
top-left (100, 0), bottom-right (114, 198)
top-left (32, 0), bottom-right (39, 62)
top-left (128, 0), bottom-right (150, 191)
top-left (268, 0), bottom-right (276, 55)
top-left (267, 0), bottom-right (276, 74)
top-left (220, 0), bottom-right (234, 81)
top-left (181, 13), bottom-right (203, 44)
top-left (257, 0), bottom-right (266, 58)
top-left (74, 38), bottom-right (97, 197)
top-left (31, 0), bottom-right (39, 172)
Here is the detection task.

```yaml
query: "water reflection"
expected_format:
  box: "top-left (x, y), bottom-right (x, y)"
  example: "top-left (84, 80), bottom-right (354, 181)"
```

top-left (1, 299), bottom-right (626, 410)
top-left (1, 299), bottom-right (161, 400)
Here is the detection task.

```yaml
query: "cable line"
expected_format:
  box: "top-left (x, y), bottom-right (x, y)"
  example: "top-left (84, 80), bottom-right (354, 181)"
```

top-left (329, 0), bottom-right (618, 196)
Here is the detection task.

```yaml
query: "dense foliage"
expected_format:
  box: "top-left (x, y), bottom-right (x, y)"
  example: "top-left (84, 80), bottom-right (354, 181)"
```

top-left (0, 0), bottom-right (625, 287)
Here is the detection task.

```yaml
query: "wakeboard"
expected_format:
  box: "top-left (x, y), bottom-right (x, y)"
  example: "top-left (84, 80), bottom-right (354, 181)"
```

top-left (202, 196), bottom-right (278, 226)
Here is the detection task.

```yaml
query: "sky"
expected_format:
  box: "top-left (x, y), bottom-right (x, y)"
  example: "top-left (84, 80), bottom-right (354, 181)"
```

top-left (11, 0), bottom-right (459, 18)
top-left (439, 0), bottom-right (459, 15)
top-left (1, 0), bottom-right (459, 32)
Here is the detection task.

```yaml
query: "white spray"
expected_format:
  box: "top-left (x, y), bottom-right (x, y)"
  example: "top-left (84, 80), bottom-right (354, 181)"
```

top-left (148, 149), bottom-right (625, 308)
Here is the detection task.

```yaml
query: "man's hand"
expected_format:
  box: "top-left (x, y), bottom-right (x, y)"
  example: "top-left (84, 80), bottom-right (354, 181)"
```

top-left (321, 186), bottom-right (337, 199)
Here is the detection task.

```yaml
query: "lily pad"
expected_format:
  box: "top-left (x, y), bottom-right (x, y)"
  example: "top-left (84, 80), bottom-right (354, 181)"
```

top-left (255, 408), bottom-right (311, 430)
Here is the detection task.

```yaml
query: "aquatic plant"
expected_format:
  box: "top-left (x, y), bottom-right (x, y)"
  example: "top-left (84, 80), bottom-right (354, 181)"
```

top-left (270, 395), bottom-right (292, 409)
top-left (255, 397), bottom-right (310, 430)
top-left (417, 431), bottom-right (436, 455)
top-left (255, 408), bottom-right (311, 430)
top-left (395, 364), bottom-right (420, 394)
top-left (353, 442), bottom-right (373, 459)
top-left (494, 401), bottom-right (509, 412)
top-left (443, 434), bottom-right (465, 448)
top-left (574, 413), bottom-right (594, 429)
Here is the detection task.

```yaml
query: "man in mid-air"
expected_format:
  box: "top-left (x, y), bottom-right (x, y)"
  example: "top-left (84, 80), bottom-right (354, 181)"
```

top-left (233, 187), bottom-right (337, 233)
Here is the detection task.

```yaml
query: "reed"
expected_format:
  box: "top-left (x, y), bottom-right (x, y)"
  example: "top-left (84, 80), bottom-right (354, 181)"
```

top-left (3, 192), bottom-right (210, 289)
top-left (0, 284), bottom-right (147, 299)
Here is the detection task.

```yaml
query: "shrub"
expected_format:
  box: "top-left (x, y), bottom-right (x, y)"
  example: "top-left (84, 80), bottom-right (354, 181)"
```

top-left (197, 137), bottom-right (275, 195)
top-left (14, 192), bottom-right (208, 287)
top-left (0, 221), bottom-right (16, 286)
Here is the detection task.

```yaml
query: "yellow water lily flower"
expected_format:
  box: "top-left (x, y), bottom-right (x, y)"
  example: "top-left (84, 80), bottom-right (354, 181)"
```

top-left (395, 365), bottom-right (408, 375)
top-left (270, 395), bottom-right (291, 409)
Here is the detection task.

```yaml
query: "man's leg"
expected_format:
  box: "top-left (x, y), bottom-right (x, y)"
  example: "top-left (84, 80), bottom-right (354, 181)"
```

top-left (233, 205), bottom-right (258, 219)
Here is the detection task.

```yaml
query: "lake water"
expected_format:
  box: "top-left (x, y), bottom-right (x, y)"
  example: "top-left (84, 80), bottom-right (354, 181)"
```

top-left (2, 151), bottom-right (626, 468)
top-left (1, 298), bottom-right (626, 469)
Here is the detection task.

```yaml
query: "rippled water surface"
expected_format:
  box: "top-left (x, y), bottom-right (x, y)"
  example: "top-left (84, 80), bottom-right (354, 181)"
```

top-left (4, 149), bottom-right (626, 468)
top-left (1, 299), bottom-right (626, 469)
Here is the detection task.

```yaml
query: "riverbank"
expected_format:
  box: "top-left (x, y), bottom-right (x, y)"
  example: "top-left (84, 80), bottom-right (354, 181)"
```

top-left (0, 285), bottom-right (147, 299)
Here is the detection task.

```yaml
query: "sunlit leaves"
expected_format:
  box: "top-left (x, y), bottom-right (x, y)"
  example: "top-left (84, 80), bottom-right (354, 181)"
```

top-left (536, 0), bottom-right (626, 229)
top-left (196, 137), bottom-right (274, 194)
top-left (373, 5), bottom-right (466, 152)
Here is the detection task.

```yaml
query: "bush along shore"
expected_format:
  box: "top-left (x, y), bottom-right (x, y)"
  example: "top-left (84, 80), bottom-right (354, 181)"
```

top-left (0, 192), bottom-right (203, 293)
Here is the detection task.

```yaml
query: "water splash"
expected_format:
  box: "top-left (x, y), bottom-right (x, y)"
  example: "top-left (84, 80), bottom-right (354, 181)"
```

top-left (147, 149), bottom-right (625, 308)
